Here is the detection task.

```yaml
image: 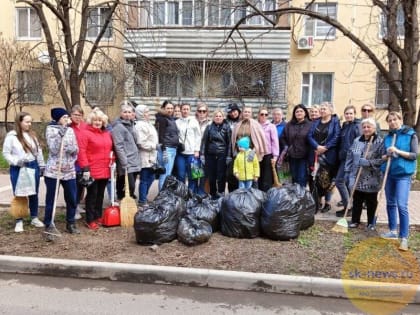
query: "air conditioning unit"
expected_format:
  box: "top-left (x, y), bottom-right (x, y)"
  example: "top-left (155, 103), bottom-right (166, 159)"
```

top-left (297, 36), bottom-right (314, 50)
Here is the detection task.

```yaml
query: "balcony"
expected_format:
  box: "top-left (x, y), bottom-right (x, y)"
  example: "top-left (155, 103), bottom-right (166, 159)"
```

top-left (124, 28), bottom-right (290, 60)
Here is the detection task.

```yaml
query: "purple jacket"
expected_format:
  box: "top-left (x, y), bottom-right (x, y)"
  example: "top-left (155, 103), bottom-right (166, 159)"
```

top-left (260, 121), bottom-right (279, 158)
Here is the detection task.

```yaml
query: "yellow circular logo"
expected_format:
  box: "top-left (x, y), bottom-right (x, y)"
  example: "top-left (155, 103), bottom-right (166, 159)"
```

top-left (342, 237), bottom-right (419, 315)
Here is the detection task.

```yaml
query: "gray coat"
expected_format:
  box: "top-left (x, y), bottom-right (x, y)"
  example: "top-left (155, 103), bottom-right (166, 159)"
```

top-left (344, 134), bottom-right (384, 193)
top-left (111, 118), bottom-right (141, 175)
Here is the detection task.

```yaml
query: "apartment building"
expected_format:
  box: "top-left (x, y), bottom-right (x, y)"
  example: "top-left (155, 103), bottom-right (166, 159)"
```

top-left (287, 1), bottom-right (414, 126)
top-left (123, 0), bottom-right (291, 112)
top-left (0, 1), bottom-right (125, 122)
top-left (0, 1), bottom-right (416, 125)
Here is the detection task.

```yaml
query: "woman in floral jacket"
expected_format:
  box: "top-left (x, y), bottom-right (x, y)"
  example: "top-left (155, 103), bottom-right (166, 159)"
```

top-left (44, 108), bottom-right (80, 238)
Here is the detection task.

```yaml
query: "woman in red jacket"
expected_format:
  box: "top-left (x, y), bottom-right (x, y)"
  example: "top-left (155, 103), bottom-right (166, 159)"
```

top-left (78, 109), bottom-right (114, 230)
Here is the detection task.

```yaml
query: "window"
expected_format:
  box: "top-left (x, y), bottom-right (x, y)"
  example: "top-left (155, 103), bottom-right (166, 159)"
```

top-left (85, 72), bottom-right (114, 104)
top-left (87, 7), bottom-right (112, 39)
top-left (16, 7), bottom-right (42, 40)
top-left (128, 0), bottom-right (275, 27)
top-left (375, 72), bottom-right (401, 109)
top-left (379, 5), bottom-right (404, 38)
top-left (301, 73), bottom-right (333, 106)
top-left (16, 70), bottom-right (43, 104)
top-left (304, 3), bottom-right (337, 39)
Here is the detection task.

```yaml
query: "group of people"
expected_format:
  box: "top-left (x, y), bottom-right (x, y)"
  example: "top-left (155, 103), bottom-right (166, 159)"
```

top-left (280, 103), bottom-right (417, 251)
top-left (2, 101), bottom-right (417, 250)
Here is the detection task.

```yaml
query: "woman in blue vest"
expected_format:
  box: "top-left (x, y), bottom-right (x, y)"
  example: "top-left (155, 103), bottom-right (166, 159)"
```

top-left (380, 111), bottom-right (418, 251)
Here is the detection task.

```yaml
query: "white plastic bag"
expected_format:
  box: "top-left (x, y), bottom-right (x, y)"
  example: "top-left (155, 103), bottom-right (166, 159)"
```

top-left (15, 167), bottom-right (36, 196)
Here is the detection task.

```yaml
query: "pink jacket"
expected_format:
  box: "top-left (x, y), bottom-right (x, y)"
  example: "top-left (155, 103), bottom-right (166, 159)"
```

top-left (260, 121), bottom-right (279, 159)
top-left (78, 125), bottom-right (113, 179)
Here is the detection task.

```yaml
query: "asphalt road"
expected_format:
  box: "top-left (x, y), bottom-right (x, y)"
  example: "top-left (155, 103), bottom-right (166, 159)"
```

top-left (0, 273), bottom-right (418, 315)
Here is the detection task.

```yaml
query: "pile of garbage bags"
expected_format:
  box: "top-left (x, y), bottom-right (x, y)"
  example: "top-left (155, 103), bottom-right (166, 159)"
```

top-left (134, 177), bottom-right (315, 246)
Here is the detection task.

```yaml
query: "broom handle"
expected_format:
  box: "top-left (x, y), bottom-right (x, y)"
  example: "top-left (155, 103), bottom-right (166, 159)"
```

top-left (342, 136), bottom-right (374, 218)
top-left (109, 152), bottom-right (115, 206)
top-left (124, 168), bottom-right (130, 198)
top-left (373, 133), bottom-right (397, 222)
top-left (272, 162), bottom-right (281, 187)
top-left (51, 130), bottom-right (66, 226)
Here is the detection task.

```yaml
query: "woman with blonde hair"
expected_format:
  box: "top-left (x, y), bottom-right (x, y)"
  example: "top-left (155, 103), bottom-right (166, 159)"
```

top-left (134, 104), bottom-right (159, 206)
top-left (195, 102), bottom-right (212, 196)
top-left (3, 112), bottom-right (45, 232)
top-left (78, 109), bottom-right (113, 230)
top-left (200, 109), bottom-right (231, 199)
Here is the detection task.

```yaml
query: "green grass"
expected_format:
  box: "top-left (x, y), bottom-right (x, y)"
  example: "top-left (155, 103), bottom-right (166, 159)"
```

top-left (297, 224), bottom-right (323, 247)
top-left (417, 155), bottom-right (420, 180)
top-left (0, 153), bottom-right (9, 169)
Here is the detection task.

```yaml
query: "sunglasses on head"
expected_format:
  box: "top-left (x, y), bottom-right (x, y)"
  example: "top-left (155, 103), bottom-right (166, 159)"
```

top-left (260, 113), bottom-right (268, 116)
top-left (197, 110), bottom-right (207, 113)
top-left (362, 108), bottom-right (373, 112)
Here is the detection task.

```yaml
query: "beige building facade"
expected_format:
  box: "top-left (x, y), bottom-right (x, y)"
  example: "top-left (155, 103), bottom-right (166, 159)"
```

top-left (287, 0), bottom-right (415, 128)
top-left (0, 1), bottom-right (416, 127)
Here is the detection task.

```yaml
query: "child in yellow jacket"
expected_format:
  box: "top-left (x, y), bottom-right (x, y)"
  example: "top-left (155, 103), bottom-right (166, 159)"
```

top-left (233, 136), bottom-right (260, 189)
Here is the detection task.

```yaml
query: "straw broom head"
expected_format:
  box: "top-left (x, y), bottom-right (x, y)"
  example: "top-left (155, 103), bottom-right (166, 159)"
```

top-left (9, 196), bottom-right (29, 219)
top-left (119, 171), bottom-right (138, 228)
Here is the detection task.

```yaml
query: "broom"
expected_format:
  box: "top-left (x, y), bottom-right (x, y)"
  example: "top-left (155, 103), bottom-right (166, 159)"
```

top-left (119, 169), bottom-right (138, 228)
top-left (332, 136), bottom-right (374, 233)
top-left (9, 196), bottom-right (29, 219)
top-left (371, 133), bottom-right (397, 229)
top-left (271, 163), bottom-right (282, 188)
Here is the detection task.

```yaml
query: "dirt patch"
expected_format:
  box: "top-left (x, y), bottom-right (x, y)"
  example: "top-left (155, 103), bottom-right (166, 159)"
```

top-left (1, 209), bottom-right (419, 279)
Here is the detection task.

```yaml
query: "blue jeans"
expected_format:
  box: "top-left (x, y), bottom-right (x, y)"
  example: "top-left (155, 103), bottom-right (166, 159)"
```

top-left (238, 180), bottom-right (253, 189)
top-left (175, 153), bottom-right (198, 193)
top-left (289, 158), bottom-right (308, 188)
top-left (44, 176), bottom-right (77, 227)
top-left (158, 147), bottom-right (177, 190)
top-left (335, 161), bottom-right (349, 207)
top-left (385, 175), bottom-right (411, 238)
top-left (10, 161), bottom-right (40, 219)
top-left (139, 167), bottom-right (155, 203)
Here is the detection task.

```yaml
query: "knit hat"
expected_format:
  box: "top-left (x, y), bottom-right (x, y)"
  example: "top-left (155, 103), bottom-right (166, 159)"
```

top-left (227, 103), bottom-right (241, 114)
top-left (135, 104), bottom-right (148, 120)
top-left (237, 136), bottom-right (250, 150)
top-left (51, 107), bottom-right (69, 122)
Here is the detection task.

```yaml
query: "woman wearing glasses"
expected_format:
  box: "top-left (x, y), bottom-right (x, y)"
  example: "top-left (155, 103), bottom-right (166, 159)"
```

top-left (361, 103), bottom-right (381, 136)
top-left (257, 107), bottom-right (279, 191)
top-left (195, 103), bottom-right (212, 196)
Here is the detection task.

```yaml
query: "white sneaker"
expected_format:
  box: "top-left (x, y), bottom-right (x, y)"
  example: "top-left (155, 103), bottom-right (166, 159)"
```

top-left (77, 205), bottom-right (86, 214)
top-left (31, 217), bottom-right (45, 228)
top-left (14, 221), bottom-right (24, 233)
top-left (75, 212), bottom-right (82, 220)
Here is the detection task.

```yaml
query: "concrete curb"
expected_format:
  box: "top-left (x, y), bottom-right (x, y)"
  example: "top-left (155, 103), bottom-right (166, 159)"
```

top-left (0, 255), bottom-right (419, 303)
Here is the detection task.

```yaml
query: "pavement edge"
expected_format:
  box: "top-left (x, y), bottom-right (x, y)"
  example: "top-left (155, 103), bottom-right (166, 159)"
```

top-left (0, 255), bottom-right (419, 303)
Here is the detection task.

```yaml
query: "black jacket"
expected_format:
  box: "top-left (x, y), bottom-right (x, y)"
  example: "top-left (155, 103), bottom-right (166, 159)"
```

top-left (155, 111), bottom-right (179, 149)
top-left (200, 121), bottom-right (232, 157)
top-left (280, 118), bottom-right (312, 159)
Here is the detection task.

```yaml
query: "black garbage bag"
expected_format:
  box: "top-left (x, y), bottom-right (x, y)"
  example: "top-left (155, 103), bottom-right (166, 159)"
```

top-left (249, 188), bottom-right (267, 204)
top-left (134, 192), bottom-right (183, 245)
top-left (220, 189), bottom-right (261, 238)
top-left (177, 216), bottom-right (213, 246)
top-left (294, 184), bottom-right (316, 230)
top-left (261, 186), bottom-right (301, 240)
top-left (155, 190), bottom-right (187, 218)
top-left (186, 196), bottom-right (220, 231)
top-left (161, 175), bottom-right (191, 200)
